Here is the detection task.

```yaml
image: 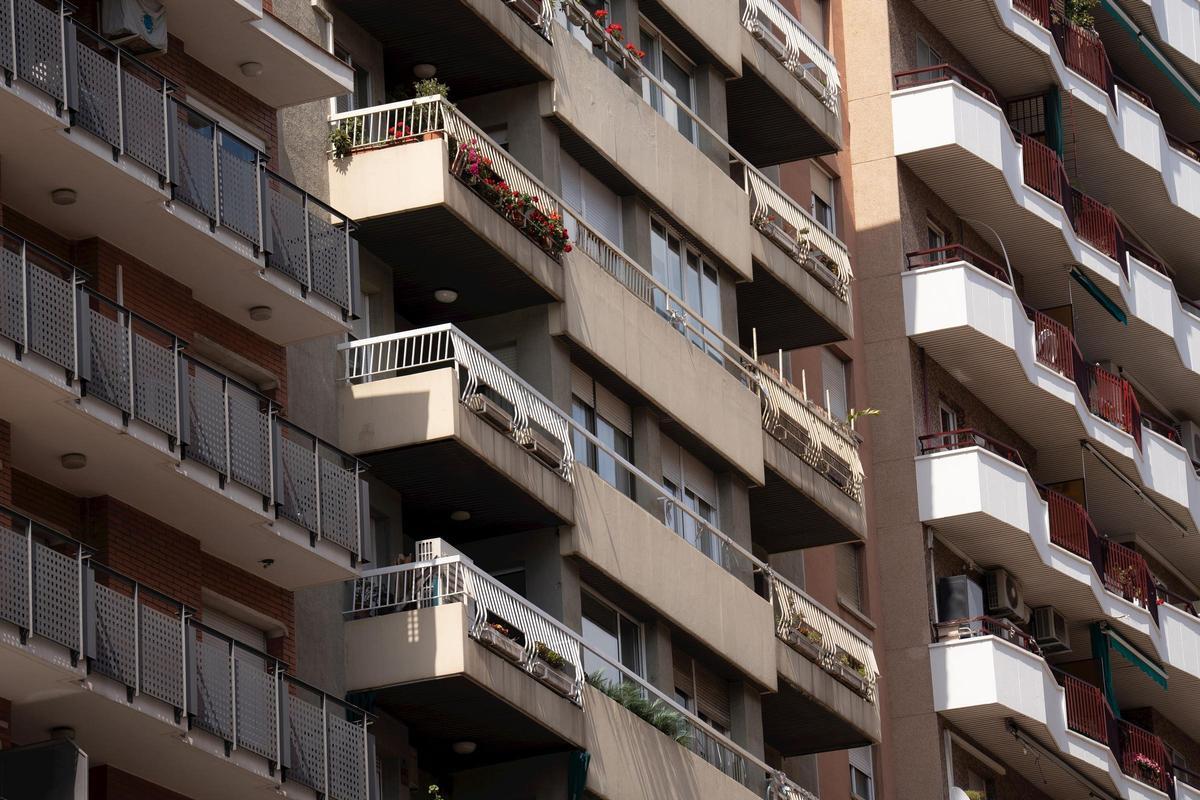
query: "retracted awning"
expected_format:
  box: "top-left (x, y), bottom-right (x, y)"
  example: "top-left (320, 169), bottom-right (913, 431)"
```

top-left (1071, 268), bottom-right (1127, 325)
top-left (1099, 623), bottom-right (1168, 691)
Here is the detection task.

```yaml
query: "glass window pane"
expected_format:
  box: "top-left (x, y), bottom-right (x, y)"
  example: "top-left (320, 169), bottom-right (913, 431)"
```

top-left (619, 616), bottom-right (642, 674)
top-left (582, 592), bottom-right (621, 683)
top-left (571, 398), bottom-right (596, 469)
top-left (651, 221), bottom-right (670, 313)
top-left (666, 236), bottom-right (683, 297)
top-left (662, 52), bottom-right (694, 141)
top-left (596, 416), bottom-right (619, 488)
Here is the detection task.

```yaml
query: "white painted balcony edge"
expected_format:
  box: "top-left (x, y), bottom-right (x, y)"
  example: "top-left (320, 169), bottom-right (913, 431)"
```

top-left (1114, 0), bottom-right (1200, 75)
top-left (967, 0), bottom-right (1200, 258)
top-left (916, 445), bottom-right (1200, 684)
top-left (931, 636), bottom-right (1188, 800)
top-left (903, 262), bottom-right (1199, 538)
top-left (893, 80), bottom-right (1200, 406)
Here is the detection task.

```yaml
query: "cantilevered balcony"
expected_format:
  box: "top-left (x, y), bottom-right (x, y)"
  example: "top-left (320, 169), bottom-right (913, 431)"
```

top-left (732, 0), bottom-right (842, 163)
top-left (916, 435), bottom-right (1200, 738)
top-left (0, 4), bottom-right (358, 343)
top-left (1101, 0), bottom-right (1200, 97)
top-left (154, 0), bottom-right (353, 107)
top-left (892, 73), bottom-right (1200, 425)
top-left (903, 256), bottom-right (1200, 569)
top-left (931, 629), bottom-right (1192, 800)
top-left (0, 228), bottom-right (367, 589)
top-left (0, 504), bottom-right (372, 800)
top-left (338, 325), bottom-right (574, 536)
top-left (906, 0), bottom-right (1200, 294)
top-left (343, 541), bottom-right (815, 800)
top-left (767, 574), bottom-right (881, 752)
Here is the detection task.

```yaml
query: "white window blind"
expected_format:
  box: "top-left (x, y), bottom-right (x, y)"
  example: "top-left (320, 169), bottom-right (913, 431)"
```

top-left (203, 607), bottom-right (268, 652)
top-left (571, 366), bottom-right (632, 436)
top-left (560, 151), bottom-right (623, 247)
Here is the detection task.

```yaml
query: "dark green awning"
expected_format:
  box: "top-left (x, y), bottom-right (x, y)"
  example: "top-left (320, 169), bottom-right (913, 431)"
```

top-left (1071, 268), bottom-right (1127, 325)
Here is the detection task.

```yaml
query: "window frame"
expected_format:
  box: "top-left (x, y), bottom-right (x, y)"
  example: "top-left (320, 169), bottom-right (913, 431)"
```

top-left (581, 587), bottom-right (645, 680)
top-left (639, 18), bottom-right (699, 144)
top-left (810, 162), bottom-right (838, 235)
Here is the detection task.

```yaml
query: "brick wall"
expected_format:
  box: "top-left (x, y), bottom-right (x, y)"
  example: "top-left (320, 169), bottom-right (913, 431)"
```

top-left (89, 765), bottom-right (191, 800)
top-left (71, 4), bottom-right (278, 165)
top-left (75, 238), bottom-right (288, 406)
top-left (202, 553), bottom-right (296, 665)
top-left (911, 343), bottom-right (1038, 467)
top-left (12, 471), bottom-right (84, 537)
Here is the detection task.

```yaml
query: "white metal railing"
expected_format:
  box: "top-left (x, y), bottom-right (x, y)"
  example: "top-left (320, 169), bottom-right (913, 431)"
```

top-left (349, 554), bottom-right (584, 703)
top-left (772, 573), bottom-right (878, 700)
top-left (740, 0), bottom-right (840, 110)
top-left (340, 324), bottom-right (574, 479)
top-left (345, 549), bottom-right (815, 799)
top-left (556, 0), bottom-right (852, 290)
top-left (328, 95), bottom-right (559, 221)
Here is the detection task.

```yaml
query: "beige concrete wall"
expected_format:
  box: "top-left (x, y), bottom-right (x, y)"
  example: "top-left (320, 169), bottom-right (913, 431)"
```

top-left (750, 229), bottom-right (853, 339)
top-left (564, 467), bottom-right (777, 690)
top-left (554, 249), bottom-right (765, 483)
top-left (776, 640), bottom-right (881, 742)
top-left (328, 139), bottom-right (449, 221)
top-left (762, 432), bottom-right (867, 541)
top-left (344, 604), bottom-right (586, 746)
top-left (649, 0), bottom-right (744, 76)
top-left (583, 684), bottom-right (760, 800)
top-left (544, 27), bottom-right (754, 279)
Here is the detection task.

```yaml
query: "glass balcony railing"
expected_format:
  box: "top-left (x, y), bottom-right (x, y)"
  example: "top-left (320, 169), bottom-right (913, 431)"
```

top-left (0, 226), bottom-right (368, 561)
top-left (1, 0), bottom-right (358, 318)
top-left (0, 503), bottom-right (373, 798)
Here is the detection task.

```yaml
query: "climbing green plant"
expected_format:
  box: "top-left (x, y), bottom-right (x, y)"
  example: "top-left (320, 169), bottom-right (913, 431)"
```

top-left (1065, 0), bottom-right (1100, 28)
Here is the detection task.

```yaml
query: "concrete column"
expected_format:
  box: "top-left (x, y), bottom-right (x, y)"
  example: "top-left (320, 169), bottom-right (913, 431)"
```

top-left (459, 85), bottom-right (561, 189)
top-left (717, 472), bottom-right (754, 587)
top-left (643, 618), bottom-right (675, 695)
top-left (694, 64), bottom-right (731, 174)
top-left (622, 198), bottom-right (655, 272)
top-left (632, 405), bottom-right (665, 517)
top-left (730, 681), bottom-right (765, 759)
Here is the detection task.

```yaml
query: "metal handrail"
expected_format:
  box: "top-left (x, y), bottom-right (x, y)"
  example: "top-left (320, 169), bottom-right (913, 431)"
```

top-left (892, 64), bottom-right (998, 105)
top-left (771, 573), bottom-right (878, 697)
top-left (917, 428), bottom-right (1025, 467)
top-left (933, 615), bottom-right (1042, 654)
top-left (0, 500), bottom-right (372, 797)
top-left (739, 0), bottom-right (840, 110)
top-left (906, 245), bottom-right (1008, 283)
top-left (343, 552), bottom-right (812, 799)
top-left (0, 226), bottom-right (366, 558)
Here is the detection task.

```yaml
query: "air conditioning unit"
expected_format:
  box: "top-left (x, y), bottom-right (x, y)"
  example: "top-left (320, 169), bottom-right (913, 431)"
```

top-left (985, 568), bottom-right (1028, 622)
top-left (1031, 605), bottom-right (1072, 654)
top-left (101, 0), bottom-right (168, 53)
top-left (415, 538), bottom-right (469, 562)
top-left (1180, 420), bottom-right (1200, 468)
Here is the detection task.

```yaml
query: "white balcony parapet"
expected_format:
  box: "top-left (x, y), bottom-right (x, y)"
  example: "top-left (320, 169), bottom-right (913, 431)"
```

top-left (329, 99), bottom-right (863, 499)
top-left (344, 546), bottom-right (817, 800)
top-left (740, 0), bottom-right (841, 110)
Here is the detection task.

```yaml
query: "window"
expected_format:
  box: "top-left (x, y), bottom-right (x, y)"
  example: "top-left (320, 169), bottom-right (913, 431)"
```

top-left (650, 219), bottom-right (723, 361)
top-left (334, 44), bottom-right (371, 114)
top-left (927, 221), bottom-right (947, 252)
top-left (662, 436), bottom-right (721, 562)
top-left (491, 567), bottom-right (527, 597)
top-left (938, 401), bottom-right (958, 435)
top-left (571, 367), bottom-right (634, 497)
top-left (798, 0), bottom-right (827, 47)
top-left (837, 543), bottom-right (865, 612)
top-left (561, 151), bottom-right (624, 247)
top-left (916, 36), bottom-right (943, 70)
top-left (674, 645), bottom-right (734, 773)
top-left (581, 589), bottom-right (643, 683)
top-left (850, 747), bottom-right (875, 800)
top-left (810, 163), bottom-right (837, 233)
top-left (821, 348), bottom-right (849, 421)
top-left (641, 23), bottom-right (697, 143)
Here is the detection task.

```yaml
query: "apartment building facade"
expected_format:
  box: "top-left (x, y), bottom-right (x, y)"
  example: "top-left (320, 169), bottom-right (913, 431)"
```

top-left (0, 1), bottom-right (883, 800)
top-left (849, 0), bottom-right (1200, 797)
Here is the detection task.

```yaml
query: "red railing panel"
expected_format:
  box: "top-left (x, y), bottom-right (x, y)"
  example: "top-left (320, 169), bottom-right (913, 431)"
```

top-left (1021, 133), bottom-right (1066, 205)
top-left (1013, 0), bottom-right (1050, 26)
top-left (1074, 192), bottom-right (1121, 259)
top-left (1101, 539), bottom-right (1157, 615)
top-left (1090, 365), bottom-right (1139, 442)
top-left (1063, 23), bottom-right (1113, 95)
top-left (1119, 720), bottom-right (1173, 794)
top-left (1028, 307), bottom-right (1077, 380)
top-left (1060, 673), bottom-right (1112, 745)
top-left (1039, 487), bottom-right (1095, 560)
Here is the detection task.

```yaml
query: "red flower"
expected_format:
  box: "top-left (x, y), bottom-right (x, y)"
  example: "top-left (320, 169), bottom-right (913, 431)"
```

top-left (605, 22), bottom-right (623, 37)
top-left (593, 8), bottom-right (608, 19)
top-left (563, 243), bottom-right (573, 253)
top-left (625, 43), bottom-right (646, 59)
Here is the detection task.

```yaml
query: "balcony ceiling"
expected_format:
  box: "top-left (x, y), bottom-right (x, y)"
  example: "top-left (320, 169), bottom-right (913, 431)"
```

top-left (762, 678), bottom-right (875, 755)
top-left (727, 68), bottom-right (837, 167)
top-left (365, 440), bottom-right (569, 541)
top-left (357, 210), bottom-right (557, 325)
top-left (335, 0), bottom-right (550, 99)
top-left (371, 678), bottom-right (575, 774)
top-left (737, 259), bottom-right (846, 352)
top-left (750, 460), bottom-right (865, 552)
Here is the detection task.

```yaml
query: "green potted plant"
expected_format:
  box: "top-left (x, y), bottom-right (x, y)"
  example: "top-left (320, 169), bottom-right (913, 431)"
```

top-left (530, 641), bottom-right (577, 697)
top-left (586, 672), bottom-right (691, 746)
top-left (328, 118), bottom-right (361, 159)
top-left (780, 610), bottom-right (824, 660)
top-left (833, 650), bottom-right (870, 695)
